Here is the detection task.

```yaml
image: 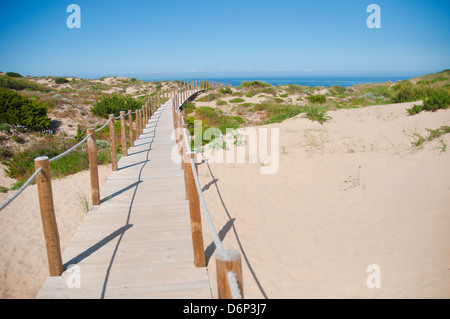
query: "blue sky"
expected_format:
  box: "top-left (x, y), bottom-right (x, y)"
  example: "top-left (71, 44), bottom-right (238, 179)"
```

top-left (0, 0), bottom-right (449, 79)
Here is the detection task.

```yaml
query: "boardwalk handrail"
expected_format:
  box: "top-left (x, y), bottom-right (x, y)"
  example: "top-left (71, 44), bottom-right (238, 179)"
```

top-left (0, 85), bottom-right (183, 276)
top-left (173, 82), bottom-right (245, 299)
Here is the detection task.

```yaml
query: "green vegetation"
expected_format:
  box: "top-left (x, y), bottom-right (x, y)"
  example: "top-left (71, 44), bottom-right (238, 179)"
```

top-left (390, 72), bottom-right (450, 104)
top-left (410, 125), bottom-right (450, 151)
top-left (55, 77), bottom-right (69, 84)
top-left (220, 87), bottom-right (232, 94)
top-left (5, 72), bottom-right (23, 78)
top-left (304, 107), bottom-right (332, 124)
top-left (182, 101), bottom-right (196, 114)
top-left (229, 98), bottom-right (245, 103)
top-left (2, 137), bottom-right (111, 189)
top-left (184, 106), bottom-right (245, 147)
top-left (407, 91), bottom-right (450, 115)
top-left (0, 75), bottom-right (51, 92)
top-left (254, 101), bottom-right (332, 125)
top-left (198, 92), bottom-right (221, 102)
top-left (307, 94), bottom-right (327, 104)
top-left (91, 94), bottom-right (144, 118)
top-left (0, 88), bottom-right (51, 131)
top-left (240, 80), bottom-right (272, 88)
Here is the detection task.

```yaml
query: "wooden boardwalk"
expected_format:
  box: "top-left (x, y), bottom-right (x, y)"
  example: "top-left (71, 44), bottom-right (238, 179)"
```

top-left (36, 100), bottom-right (212, 299)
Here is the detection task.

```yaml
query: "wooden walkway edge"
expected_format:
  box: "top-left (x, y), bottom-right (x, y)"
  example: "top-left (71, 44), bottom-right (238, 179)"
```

top-left (36, 100), bottom-right (212, 299)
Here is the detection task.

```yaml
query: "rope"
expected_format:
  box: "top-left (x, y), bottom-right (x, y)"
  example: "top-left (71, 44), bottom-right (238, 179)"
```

top-left (227, 271), bottom-right (242, 299)
top-left (48, 134), bottom-right (91, 163)
top-left (189, 158), bottom-right (224, 253)
top-left (94, 117), bottom-right (112, 133)
top-left (0, 167), bottom-right (43, 211)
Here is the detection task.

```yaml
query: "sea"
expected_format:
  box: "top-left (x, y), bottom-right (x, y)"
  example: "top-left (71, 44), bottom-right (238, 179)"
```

top-left (138, 75), bottom-right (411, 88)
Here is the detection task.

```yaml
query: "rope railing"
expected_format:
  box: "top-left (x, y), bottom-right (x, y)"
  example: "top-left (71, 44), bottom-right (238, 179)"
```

top-left (48, 134), bottom-right (91, 163)
top-left (0, 167), bottom-right (43, 211)
top-left (172, 81), bottom-right (244, 299)
top-left (0, 84), bottom-right (181, 275)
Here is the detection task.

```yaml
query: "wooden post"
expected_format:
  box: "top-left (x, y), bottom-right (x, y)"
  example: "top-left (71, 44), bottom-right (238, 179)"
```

top-left (34, 156), bottom-right (63, 277)
top-left (142, 107), bottom-right (145, 132)
top-left (181, 124), bottom-right (188, 194)
top-left (119, 111), bottom-right (127, 156)
top-left (142, 107), bottom-right (146, 130)
top-left (172, 105), bottom-right (176, 129)
top-left (144, 104), bottom-right (148, 126)
top-left (109, 114), bottom-right (118, 172)
top-left (87, 128), bottom-right (100, 206)
top-left (185, 152), bottom-right (206, 267)
top-left (135, 109), bottom-right (140, 140)
top-left (139, 109), bottom-right (143, 134)
top-left (128, 110), bottom-right (134, 148)
top-left (216, 249), bottom-right (244, 299)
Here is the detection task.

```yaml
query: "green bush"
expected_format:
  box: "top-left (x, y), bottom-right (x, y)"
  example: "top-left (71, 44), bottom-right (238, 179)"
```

top-left (220, 87), bottom-right (232, 94)
top-left (307, 94), bottom-right (327, 104)
top-left (407, 104), bottom-right (423, 115)
top-left (407, 91), bottom-right (450, 115)
top-left (6, 72), bottom-right (23, 78)
top-left (198, 93), bottom-right (221, 102)
top-left (91, 94), bottom-right (144, 118)
top-left (229, 98), bottom-right (245, 103)
top-left (188, 107), bottom-right (245, 145)
top-left (55, 77), bottom-right (69, 84)
top-left (304, 107), bottom-right (332, 124)
top-left (240, 80), bottom-right (272, 88)
top-left (260, 102), bottom-right (306, 124)
top-left (182, 101), bottom-right (196, 114)
top-left (389, 81), bottom-right (443, 103)
top-left (0, 75), bottom-right (51, 92)
top-left (422, 91), bottom-right (450, 111)
top-left (4, 137), bottom-right (111, 183)
top-left (0, 88), bottom-right (51, 131)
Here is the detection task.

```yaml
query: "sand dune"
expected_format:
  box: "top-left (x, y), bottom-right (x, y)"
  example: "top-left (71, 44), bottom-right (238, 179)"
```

top-left (197, 102), bottom-right (450, 298)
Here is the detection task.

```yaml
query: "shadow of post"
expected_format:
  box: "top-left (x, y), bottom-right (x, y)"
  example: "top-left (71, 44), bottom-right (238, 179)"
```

top-left (201, 159), bottom-right (269, 299)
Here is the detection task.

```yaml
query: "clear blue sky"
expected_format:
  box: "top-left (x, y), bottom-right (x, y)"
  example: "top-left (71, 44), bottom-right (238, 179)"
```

top-left (0, 0), bottom-right (449, 79)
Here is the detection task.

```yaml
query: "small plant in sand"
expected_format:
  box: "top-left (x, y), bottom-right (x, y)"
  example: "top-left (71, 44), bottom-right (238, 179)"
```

top-left (342, 166), bottom-right (365, 191)
top-left (304, 107), bottom-right (332, 124)
top-left (207, 137), bottom-right (229, 151)
top-left (406, 125), bottom-right (450, 151)
top-left (77, 194), bottom-right (90, 214)
top-left (228, 129), bottom-right (246, 146)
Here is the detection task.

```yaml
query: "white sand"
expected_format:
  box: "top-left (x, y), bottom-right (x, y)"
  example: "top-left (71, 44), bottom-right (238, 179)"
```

top-left (198, 102), bottom-right (450, 298)
top-left (0, 165), bottom-right (110, 298)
